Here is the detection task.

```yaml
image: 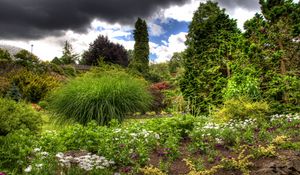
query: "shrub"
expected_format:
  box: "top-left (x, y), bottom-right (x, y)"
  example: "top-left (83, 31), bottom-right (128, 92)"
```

top-left (11, 70), bottom-right (61, 102)
top-left (0, 129), bottom-right (37, 173)
top-left (0, 77), bottom-right (10, 97)
top-left (0, 98), bottom-right (42, 136)
top-left (213, 97), bottom-right (269, 123)
top-left (148, 82), bottom-right (171, 114)
top-left (48, 71), bottom-right (152, 125)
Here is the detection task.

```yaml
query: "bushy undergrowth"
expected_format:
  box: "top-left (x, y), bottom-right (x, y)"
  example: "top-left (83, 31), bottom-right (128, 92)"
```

top-left (10, 70), bottom-right (61, 103)
top-left (213, 97), bottom-right (269, 123)
top-left (48, 71), bottom-right (152, 125)
top-left (1, 113), bottom-right (299, 174)
top-left (0, 98), bottom-right (42, 136)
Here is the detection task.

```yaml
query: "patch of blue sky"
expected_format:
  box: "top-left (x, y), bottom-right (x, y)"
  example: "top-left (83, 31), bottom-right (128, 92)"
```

top-left (149, 18), bottom-right (189, 45)
top-left (114, 34), bottom-right (133, 41)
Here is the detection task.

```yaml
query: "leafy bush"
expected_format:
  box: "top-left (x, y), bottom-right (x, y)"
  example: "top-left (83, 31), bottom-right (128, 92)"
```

top-left (0, 77), bottom-right (10, 97)
top-left (222, 70), bottom-right (261, 100)
top-left (148, 82), bottom-right (171, 114)
top-left (62, 65), bottom-right (77, 76)
top-left (11, 70), bottom-right (60, 102)
top-left (48, 71), bottom-right (152, 125)
top-left (0, 98), bottom-right (42, 136)
top-left (213, 97), bottom-right (269, 122)
top-left (0, 129), bottom-right (37, 173)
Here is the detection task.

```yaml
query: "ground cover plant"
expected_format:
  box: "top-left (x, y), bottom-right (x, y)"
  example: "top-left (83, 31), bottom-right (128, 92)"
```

top-left (0, 113), bottom-right (299, 174)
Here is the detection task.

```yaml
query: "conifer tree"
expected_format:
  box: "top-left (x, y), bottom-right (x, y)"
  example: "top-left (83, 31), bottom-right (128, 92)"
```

top-left (180, 1), bottom-right (240, 114)
top-left (130, 18), bottom-right (150, 75)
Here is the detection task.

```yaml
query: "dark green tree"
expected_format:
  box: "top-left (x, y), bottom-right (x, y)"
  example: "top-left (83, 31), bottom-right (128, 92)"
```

top-left (0, 48), bottom-right (12, 62)
top-left (180, 1), bottom-right (240, 114)
top-left (81, 35), bottom-right (128, 67)
top-left (6, 83), bottom-right (22, 102)
top-left (130, 18), bottom-right (150, 75)
top-left (244, 0), bottom-right (300, 112)
top-left (60, 41), bottom-right (78, 65)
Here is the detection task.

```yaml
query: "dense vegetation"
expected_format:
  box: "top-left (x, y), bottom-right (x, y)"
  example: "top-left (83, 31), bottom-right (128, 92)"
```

top-left (48, 69), bottom-right (152, 125)
top-left (82, 35), bottom-right (129, 66)
top-left (0, 0), bottom-right (299, 175)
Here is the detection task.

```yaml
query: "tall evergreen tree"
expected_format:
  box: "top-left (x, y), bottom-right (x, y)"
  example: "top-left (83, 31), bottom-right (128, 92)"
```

top-left (244, 0), bottom-right (300, 112)
top-left (130, 18), bottom-right (150, 75)
top-left (180, 1), bottom-right (240, 114)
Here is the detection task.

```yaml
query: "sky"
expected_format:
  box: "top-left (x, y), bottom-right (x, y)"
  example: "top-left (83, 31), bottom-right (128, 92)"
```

top-left (0, 0), bottom-right (263, 63)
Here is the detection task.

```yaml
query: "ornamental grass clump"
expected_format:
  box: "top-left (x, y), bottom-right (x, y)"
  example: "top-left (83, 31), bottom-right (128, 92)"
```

top-left (48, 71), bottom-right (152, 125)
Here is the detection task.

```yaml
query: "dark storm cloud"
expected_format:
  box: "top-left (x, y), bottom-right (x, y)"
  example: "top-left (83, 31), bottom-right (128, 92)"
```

top-left (0, 0), bottom-right (187, 40)
top-left (217, 0), bottom-right (260, 11)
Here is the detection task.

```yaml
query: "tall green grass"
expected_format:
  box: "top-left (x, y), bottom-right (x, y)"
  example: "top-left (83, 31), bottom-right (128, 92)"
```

top-left (48, 71), bottom-right (152, 125)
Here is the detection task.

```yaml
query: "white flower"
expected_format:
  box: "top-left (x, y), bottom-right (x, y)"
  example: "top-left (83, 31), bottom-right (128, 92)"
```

top-left (96, 165), bottom-right (105, 169)
top-left (36, 163), bottom-right (43, 168)
top-left (154, 133), bottom-right (160, 139)
top-left (56, 152), bottom-right (64, 159)
top-left (41, 152), bottom-right (49, 157)
top-left (24, 165), bottom-right (32, 173)
top-left (33, 148), bottom-right (41, 152)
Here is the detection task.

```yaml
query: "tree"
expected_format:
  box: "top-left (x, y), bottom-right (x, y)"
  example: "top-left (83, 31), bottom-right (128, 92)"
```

top-left (0, 48), bottom-right (12, 62)
top-left (14, 50), bottom-right (39, 62)
top-left (243, 0), bottom-right (300, 112)
top-left (81, 35), bottom-right (128, 67)
top-left (169, 52), bottom-right (184, 74)
top-left (130, 18), bottom-right (150, 74)
top-left (60, 41), bottom-right (78, 64)
top-left (179, 1), bottom-right (240, 114)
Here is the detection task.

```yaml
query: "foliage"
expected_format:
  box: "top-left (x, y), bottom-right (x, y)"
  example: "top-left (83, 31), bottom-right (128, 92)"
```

top-left (0, 98), bottom-right (42, 136)
top-left (48, 70), bottom-right (152, 125)
top-left (222, 67), bottom-right (261, 100)
top-left (185, 158), bottom-right (223, 175)
top-left (0, 77), bottom-right (10, 97)
top-left (14, 50), bottom-right (39, 69)
top-left (169, 52), bottom-right (183, 75)
top-left (140, 165), bottom-right (166, 175)
top-left (252, 144), bottom-right (277, 158)
top-left (130, 18), bottom-right (150, 75)
top-left (149, 82), bottom-right (171, 114)
top-left (62, 65), bottom-right (77, 76)
top-left (149, 63), bottom-right (171, 82)
top-left (1, 112), bottom-right (300, 174)
top-left (81, 35), bottom-right (128, 67)
top-left (221, 148), bottom-right (254, 175)
top-left (11, 70), bottom-right (61, 102)
top-left (213, 97), bottom-right (269, 122)
top-left (5, 82), bottom-right (22, 101)
top-left (60, 41), bottom-right (78, 64)
top-left (0, 129), bottom-right (37, 173)
top-left (180, 1), bottom-right (240, 114)
top-left (51, 41), bottom-right (78, 65)
top-left (244, 0), bottom-right (300, 113)
top-left (0, 48), bottom-right (12, 62)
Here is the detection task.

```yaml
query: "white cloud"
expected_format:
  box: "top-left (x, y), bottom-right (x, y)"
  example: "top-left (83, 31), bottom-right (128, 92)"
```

top-left (0, 19), bottom-right (134, 61)
top-left (231, 8), bottom-right (258, 30)
top-left (162, 0), bottom-right (201, 22)
top-left (151, 32), bottom-right (187, 63)
top-left (148, 22), bottom-right (165, 36)
top-left (161, 0), bottom-right (258, 30)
